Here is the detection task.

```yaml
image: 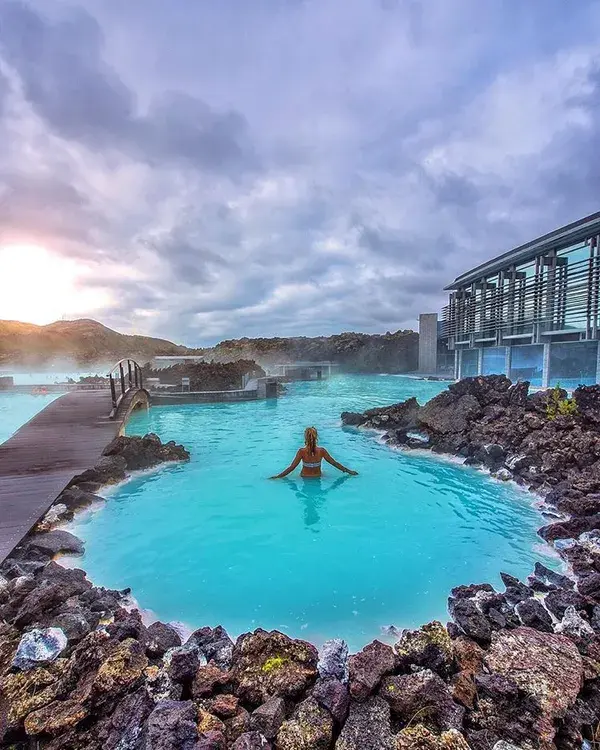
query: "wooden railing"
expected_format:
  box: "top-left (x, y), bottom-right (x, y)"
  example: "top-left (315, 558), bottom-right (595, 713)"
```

top-left (108, 359), bottom-right (143, 417)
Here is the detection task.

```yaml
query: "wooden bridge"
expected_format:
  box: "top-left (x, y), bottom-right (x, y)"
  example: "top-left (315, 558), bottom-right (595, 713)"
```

top-left (0, 360), bottom-right (147, 563)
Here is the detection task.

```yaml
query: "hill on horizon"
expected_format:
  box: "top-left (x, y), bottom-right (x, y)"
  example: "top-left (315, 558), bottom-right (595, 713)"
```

top-left (0, 318), bottom-right (419, 373)
top-left (0, 318), bottom-right (191, 368)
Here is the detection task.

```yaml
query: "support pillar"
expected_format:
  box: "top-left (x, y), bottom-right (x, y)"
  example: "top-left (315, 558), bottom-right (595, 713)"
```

top-left (542, 343), bottom-right (551, 388)
top-left (505, 346), bottom-right (512, 380)
top-left (477, 348), bottom-right (483, 376)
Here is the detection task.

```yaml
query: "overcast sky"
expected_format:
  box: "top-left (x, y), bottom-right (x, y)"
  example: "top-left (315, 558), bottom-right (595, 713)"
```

top-left (1, 0), bottom-right (599, 345)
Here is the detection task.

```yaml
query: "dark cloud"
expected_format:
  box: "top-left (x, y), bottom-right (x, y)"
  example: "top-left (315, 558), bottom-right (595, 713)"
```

top-left (0, 170), bottom-right (108, 247)
top-left (1, 0), bottom-right (600, 343)
top-left (0, 1), bottom-right (258, 174)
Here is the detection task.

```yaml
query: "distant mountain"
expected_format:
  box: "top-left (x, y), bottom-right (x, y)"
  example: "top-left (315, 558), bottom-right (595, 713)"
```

top-left (0, 319), bottom-right (191, 368)
top-left (0, 319), bottom-right (419, 373)
top-left (195, 331), bottom-right (418, 373)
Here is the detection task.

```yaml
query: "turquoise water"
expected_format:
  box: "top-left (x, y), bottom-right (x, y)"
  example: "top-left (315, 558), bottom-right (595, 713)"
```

top-left (71, 375), bottom-right (552, 650)
top-left (0, 392), bottom-right (61, 444)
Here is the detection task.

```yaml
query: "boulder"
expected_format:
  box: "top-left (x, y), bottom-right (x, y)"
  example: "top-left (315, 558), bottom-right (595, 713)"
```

top-left (231, 629), bottom-right (318, 705)
top-left (347, 640), bottom-right (396, 700)
top-left (188, 625), bottom-right (234, 669)
top-left (394, 620), bottom-right (454, 676)
top-left (224, 706), bottom-right (251, 745)
top-left (12, 628), bottom-right (67, 671)
top-left (539, 514), bottom-right (600, 542)
top-left (102, 687), bottom-right (155, 750)
top-left (192, 663), bottom-right (231, 699)
top-left (418, 392), bottom-right (481, 435)
top-left (24, 698), bottom-right (89, 737)
top-left (531, 562), bottom-right (574, 590)
top-left (317, 638), bottom-right (348, 681)
top-left (572, 384), bottom-right (600, 426)
top-left (341, 412), bottom-right (367, 426)
top-left (484, 627), bottom-right (583, 747)
top-left (448, 597), bottom-right (492, 644)
top-left (335, 695), bottom-right (395, 750)
top-left (0, 661), bottom-right (67, 735)
top-left (146, 621), bottom-right (182, 658)
top-left (380, 670), bottom-right (464, 732)
top-left (209, 693), bottom-right (240, 719)
top-left (249, 696), bottom-right (286, 739)
top-left (395, 725), bottom-right (471, 749)
top-left (196, 731), bottom-right (228, 750)
top-left (89, 637), bottom-right (148, 708)
top-left (452, 636), bottom-right (484, 674)
top-left (103, 433), bottom-right (190, 470)
top-left (544, 589), bottom-right (591, 619)
top-left (57, 485), bottom-right (103, 513)
top-left (165, 643), bottom-right (203, 684)
top-left (142, 699), bottom-right (198, 750)
top-left (554, 606), bottom-right (595, 644)
top-left (514, 598), bottom-right (553, 632)
top-left (26, 530), bottom-right (84, 558)
top-left (72, 455), bottom-right (128, 486)
top-left (275, 696), bottom-right (333, 750)
top-left (231, 732), bottom-right (271, 749)
top-left (311, 677), bottom-right (350, 724)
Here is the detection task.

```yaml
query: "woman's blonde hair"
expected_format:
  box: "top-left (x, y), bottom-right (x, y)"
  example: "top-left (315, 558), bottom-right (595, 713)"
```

top-left (304, 426), bottom-right (318, 454)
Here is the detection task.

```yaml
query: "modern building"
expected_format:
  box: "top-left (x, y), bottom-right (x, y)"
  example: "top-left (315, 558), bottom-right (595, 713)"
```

top-left (440, 211), bottom-right (600, 388)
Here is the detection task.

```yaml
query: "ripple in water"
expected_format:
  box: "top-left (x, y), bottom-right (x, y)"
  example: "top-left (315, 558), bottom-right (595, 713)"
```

top-left (70, 375), bottom-right (554, 650)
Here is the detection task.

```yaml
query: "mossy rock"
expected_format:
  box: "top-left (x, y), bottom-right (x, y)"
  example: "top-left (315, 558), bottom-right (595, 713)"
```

top-left (0, 660), bottom-right (67, 733)
top-left (395, 725), bottom-right (470, 749)
top-left (394, 621), bottom-right (454, 676)
top-left (276, 697), bottom-right (333, 750)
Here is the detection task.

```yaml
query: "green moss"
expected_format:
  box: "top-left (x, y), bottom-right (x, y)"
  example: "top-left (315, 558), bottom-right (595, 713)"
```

top-left (546, 384), bottom-right (578, 420)
top-left (261, 655), bottom-right (288, 672)
top-left (386, 683), bottom-right (396, 692)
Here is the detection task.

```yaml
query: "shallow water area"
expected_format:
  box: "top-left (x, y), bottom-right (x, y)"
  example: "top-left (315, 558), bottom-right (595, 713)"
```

top-left (71, 375), bottom-right (554, 650)
top-left (0, 392), bottom-right (61, 444)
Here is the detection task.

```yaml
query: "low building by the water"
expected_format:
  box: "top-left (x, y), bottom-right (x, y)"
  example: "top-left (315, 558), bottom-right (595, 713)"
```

top-left (426, 211), bottom-right (600, 387)
top-left (269, 361), bottom-right (338, 380)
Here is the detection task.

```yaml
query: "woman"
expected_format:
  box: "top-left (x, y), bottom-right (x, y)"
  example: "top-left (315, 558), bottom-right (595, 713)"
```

top-left (270, 426), bottom-right (358, 479)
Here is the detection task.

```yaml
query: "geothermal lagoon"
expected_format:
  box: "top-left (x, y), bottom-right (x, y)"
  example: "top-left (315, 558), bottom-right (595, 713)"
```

top-left (70, 375), bottom-right (551, 650)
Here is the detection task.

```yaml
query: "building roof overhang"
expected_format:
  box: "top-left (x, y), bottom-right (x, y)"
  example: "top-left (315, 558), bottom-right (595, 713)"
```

top-left (444, 211), bottom-right (600, 290)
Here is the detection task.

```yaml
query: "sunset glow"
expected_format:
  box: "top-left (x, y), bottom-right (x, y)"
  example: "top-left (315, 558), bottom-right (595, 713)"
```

top-left (0, 244), bottom-right (109, 325)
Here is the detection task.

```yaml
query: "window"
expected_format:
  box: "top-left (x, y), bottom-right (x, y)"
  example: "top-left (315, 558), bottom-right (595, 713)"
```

top-left (509, 345), bottom-right (544, 387)
top-left (548, 341), bottom-right (597, 389)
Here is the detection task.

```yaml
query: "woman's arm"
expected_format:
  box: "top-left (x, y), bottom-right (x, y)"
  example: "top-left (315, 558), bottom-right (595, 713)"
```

top-left (322, 448), bottom-right (358, 475)
top-left (270, 449), bottom-right (303, 479)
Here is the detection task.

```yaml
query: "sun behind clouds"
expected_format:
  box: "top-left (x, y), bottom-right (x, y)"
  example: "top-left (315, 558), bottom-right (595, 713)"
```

top-left (0, 243), bottom-right (110, 325)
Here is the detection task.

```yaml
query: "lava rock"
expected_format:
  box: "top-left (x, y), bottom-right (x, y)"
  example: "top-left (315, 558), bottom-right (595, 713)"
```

top-left (209, 694), bottom-right (240, 720)
top-left (514, 598), bottom-right (553, 632)
top-left (188, 625), bottom-right (234, 669)
top-left (231, 629), bottom-right (318, 706)
top-left (347, 640), bottom-right (396, 700)
top-left (418, 392), bottom-right (482, 435)
top-left (311, 677), bottom-right (350, 724)
top-left (448, 597), bottom-right (492, 644)
top-left (393, 620), bottom-right (454, 677)
top-left (146, 621), bottom-right (182, 658)
top-left (103, 433), bottom-right (190, 470)
top-left (23, 698), bottom-right (89, 737)
top-left (334, 695), bottom-right (395, 750)
top-left (192, 663), bottom-right (231, 699)
top-left (231, 732), bottom-right (271, 749)
top-left (142, 699), bottom-right (198, 750)
top-left (395, 725), bottom-right (471, 749)
top-left (165, 643), bottom-right (202, 684)
top-left (545, 589), bottom-right (591, 619)
top-left (196, 731), bottom-right (228, 750)
top-left (380, 670), bottom-right (464, 733)
top-left (276, 696), bottom-right (333, 750)
top-left (317, 638), bottom-right (348, 681)
top-left (26, 530), bottom-right (84, 558)
top-left (12, 628), bottom-right (67, 670)
top-left (484, 626), bottom-right (583, 747)
top-left (554, 605), bottom-right (595, 644)
top-left (249, 696), bottom-right (286, 739)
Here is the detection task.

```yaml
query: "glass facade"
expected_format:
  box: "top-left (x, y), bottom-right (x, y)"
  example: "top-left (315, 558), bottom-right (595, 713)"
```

top-left (548, 341), bottom-right (598, 389)
top-left (481, 347), bottom-right (506, 375)
top-left (509, 345), bottom-right (544, 386)
top-left (460, 349), bottom-right (479, 378)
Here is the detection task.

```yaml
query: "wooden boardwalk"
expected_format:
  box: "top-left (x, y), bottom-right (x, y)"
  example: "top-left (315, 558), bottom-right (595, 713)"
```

top-left (0, 390), bottom-right (129, 563)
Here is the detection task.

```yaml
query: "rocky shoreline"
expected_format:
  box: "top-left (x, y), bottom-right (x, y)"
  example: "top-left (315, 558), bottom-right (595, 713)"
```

top-left (1, 378), bottom-right (600, 749)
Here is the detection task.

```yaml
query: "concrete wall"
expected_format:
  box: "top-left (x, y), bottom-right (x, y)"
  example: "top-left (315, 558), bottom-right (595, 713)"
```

top-left (418, 313), bottom-right (438, 374)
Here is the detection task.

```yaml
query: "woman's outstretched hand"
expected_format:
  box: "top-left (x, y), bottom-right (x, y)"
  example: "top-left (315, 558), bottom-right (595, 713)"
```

top-left (346, 469), bottom-right (359, 475)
